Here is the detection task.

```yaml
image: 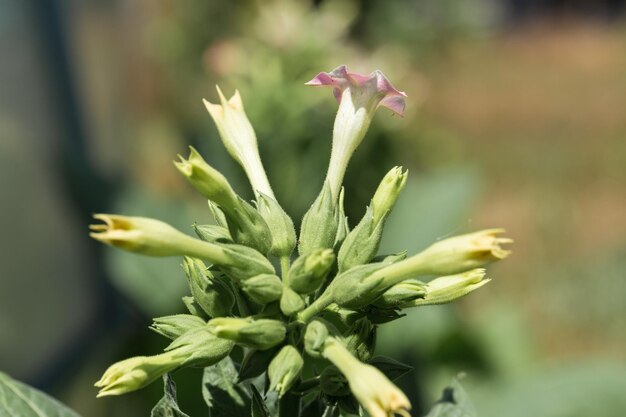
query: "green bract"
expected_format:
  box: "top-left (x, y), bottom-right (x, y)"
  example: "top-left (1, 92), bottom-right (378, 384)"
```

top-left (90, 66), bottom-right (511, 417)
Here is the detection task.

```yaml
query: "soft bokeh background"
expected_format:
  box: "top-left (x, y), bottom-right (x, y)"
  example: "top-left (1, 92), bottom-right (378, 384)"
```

top-left (1, 0), bottom-right (625, 415)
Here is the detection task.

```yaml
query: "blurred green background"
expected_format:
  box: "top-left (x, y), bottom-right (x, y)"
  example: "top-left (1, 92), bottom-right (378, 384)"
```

top-left (1, 0), bottom-right (625, 416)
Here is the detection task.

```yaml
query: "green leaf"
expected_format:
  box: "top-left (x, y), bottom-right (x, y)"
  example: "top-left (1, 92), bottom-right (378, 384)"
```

top-left (0, 371), bottom-right (81, 417)
top-left (203, 357), bottom-right (250, 417)
top-left (250, 385), bottom-right (271, 417)
top-left (151, 374), bottom-right (189, 417)
top-left (369, 356), bottom-right (413, 381)
top-left (424, 377), bottom-right (476, 417)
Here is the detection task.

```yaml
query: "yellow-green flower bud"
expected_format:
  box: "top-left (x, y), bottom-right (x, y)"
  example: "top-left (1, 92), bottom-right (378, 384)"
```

top-left (373, 280), bottom-right (426, 309)
top-left (89, 214), bottom-right (231, 263)
top-left (344, 318), bottom-right (376, 362)
top-left (174, 146), bottom-right (239, 209)
top-left (182, 257), bottom-right (235, 317)
top-left (218, 243), bottom-right (275, 280)
top-left (175, 147), bottom-right (272, 253)
top-left (338, 167), bottom-right (408, 272)
top-left (321, 337), bottom-right (411, 417)
top-left (193, 223), bottom-right (232, 243)
top-left (400, 269), bottom-right (490, 308)
top-left (257, 193), bottom-right (296, 257)
top-left (150, 314), bottom-right (206, 340)
top-left (207, 317), bottom-right (286, 350)
top-left (279, 287), bottom-right (306, 316)
top-left (299, 182), bottom-right (339, 255)
top-left (240, 274), bottom-right (283, 305)
top-left (268, 345), bottom-right (304, 398)
top-left (371, 166), bottom-right (408, 225)
top-left (288, 249), bottom-right (335, 294)
top-left (204, 87), bottom-right (275, 199)
top-left (164, 327), bottom-right (235, 368)
top-left (303, 319), bottom-right (332, 358)
top-left (96, 327), bottom-right (233, 397)
top-left (319, 366), bottom-right (350, 396)
top-left (95, 354), bottom-right (178, 397)
top-left (374, 229), bottom-right (512, 280)
top-left (327, 263), bottom-right (387, 309)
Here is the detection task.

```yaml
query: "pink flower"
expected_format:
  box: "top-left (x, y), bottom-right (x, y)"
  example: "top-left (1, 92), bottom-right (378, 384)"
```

top-left (306, 65), bottom-right (407, 116)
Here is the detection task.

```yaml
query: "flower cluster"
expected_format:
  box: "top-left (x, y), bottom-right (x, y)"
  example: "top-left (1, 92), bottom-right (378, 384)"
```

top-left (92, 66), bottom-right (511, 417)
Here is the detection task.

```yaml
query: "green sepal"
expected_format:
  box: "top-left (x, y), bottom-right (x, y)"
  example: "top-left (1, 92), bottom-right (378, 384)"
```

top-left (150, 314), bottom-right (206, 340)
top-left (257, 193), bottom-right (297, 257)
top-left (299, 182), bottom-right (339, 255)
top-left (337, 206), bottom-right (388, 272)
top-left (193, 223), bottom-right (232, 243)
top-left (183, 257), bottom-right (235, 317)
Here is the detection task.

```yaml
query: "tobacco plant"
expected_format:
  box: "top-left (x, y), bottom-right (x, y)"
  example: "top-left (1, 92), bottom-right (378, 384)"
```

top-left (90, 65), bottom-right (511, 417)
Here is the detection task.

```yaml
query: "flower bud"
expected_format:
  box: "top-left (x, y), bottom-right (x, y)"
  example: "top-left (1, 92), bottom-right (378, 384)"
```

top-left (257, 193), bottom-right (296, 257)
top-left (204, 87), bottom-right (275, 199)
top-left (268, 345), bottom-right (304, 398)
top-left (175, 147), bottom-right (272, 253)
top-left (174, 146), bottom-right (239, 209)
top-left (193, 223), bottom-right (232, 243)
top-left (182, 257), bottom-right (235, 317)
top-left (288, 249), bottom-right (335, 294)
top-left (95, 354), bottom-right (178, 397)
top-left (373, 280), bottom-right (426, 309)
top-left (303, 320), bottom-right (331, 358)
top-left (344, 318), bottom-right (376, 362)
top-left (378, 229), bottom-right (512, 280)
top-left (89, 214), bottom-right (231, 262)
top-left (218, 243), bottom-right (275, 280)
top-left (321, 338), bottom-right (411, 417)
top-left (299, 182), bottom-right (339, 255)
top-left (240, 274), bottom-right (283, 305)
top-left (400, 269), bottom-right (490, 308)
top-left (338, 167), bottom-right (407, 272)
top-left (307, 66), bottom-right (406, 198)
top-left (327, 263), bottom-right (387, 309)
top-left (279, 287), bottom-right (306, 316)
top-left (96, 327), bottom-right (233, 397)
top-left (164, 327), bottom-right (235, 368)
top-left (207, 317), bottom-right (286, 350)
top-left (371, 166), bottom-right (408, 225)
top-left (150, 314), bottom-right (206, 340)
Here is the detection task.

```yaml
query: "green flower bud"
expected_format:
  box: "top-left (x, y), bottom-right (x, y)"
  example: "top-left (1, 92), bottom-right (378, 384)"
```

top-left (338, 167), bottom-right (407, 272)
top-left (380, 229), bottom-right (512, 280)
top-left (303, 320), bottom-right (331, 358)
top-left (299, 182), bottom-right (339, 255)
top-left (175, 147), bottom-right (271, 253)
top-left (373, 280), bottom-right (426, 309)
top-left (150, 314), bottom-right (206, 340)
top-left (288, 249), bottom-right (335, 294)
top-left (240, 274), bottom-right (283, 305)
top-left (207, 317), bottom-right (286, 350)
top-left (400, 269), bottom-right (490, 308)
top-left (89, 214), bottom-right (231, 263)
top-left (193, 223), bottom-right (232, 243)
top-left (327, 263), bottom-right (388, 310)
top-left (257, 193), bottom-right (297, 257)
top-left (219, 243), bottom-right (275, 280)
top-left (344, 318), bottom-right (376, 362)
top-left (182, 296), bottom-right (207, 319)
top-left (183, 257), bottom-right (235, 317)
top-left (96, 327), bottom-right (233, 397)
top-left (95, 354), bottom-right (178, 397)
top-left (371, 166), bottom-right (408, 225)
top-left (279, 287), bottom-right (306, 316)
top-left (164, 327), bottom-right (235, 368)
top-left (320, 366), bottom-right (350, 396)
top-left (268, 345), bottom-right (304, 397)
top-left (174, 147), bottom-right (239, 209)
